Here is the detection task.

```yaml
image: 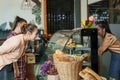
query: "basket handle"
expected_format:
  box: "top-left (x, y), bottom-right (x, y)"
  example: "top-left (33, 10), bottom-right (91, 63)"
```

top-left (80, 53), bottom-right (88, 61)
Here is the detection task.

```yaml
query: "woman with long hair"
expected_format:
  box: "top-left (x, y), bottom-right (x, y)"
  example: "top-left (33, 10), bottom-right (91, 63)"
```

top-left (95, 20), bottom-right (120, 80)
top-left (7, 16), bottom-right (28, 80)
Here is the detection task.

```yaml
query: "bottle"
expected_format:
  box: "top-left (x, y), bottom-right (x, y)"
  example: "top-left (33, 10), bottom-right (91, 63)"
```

top-left (34, 40), bottom-right (39, 53)
top-left (34, 35), bottom-right (40, 53)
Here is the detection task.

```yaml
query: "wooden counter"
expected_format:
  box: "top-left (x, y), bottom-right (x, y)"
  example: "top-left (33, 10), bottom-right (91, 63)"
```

top-left (26, 53), bottom-right (42, 80)
top-left (26, 53), bottom-right (36, 80)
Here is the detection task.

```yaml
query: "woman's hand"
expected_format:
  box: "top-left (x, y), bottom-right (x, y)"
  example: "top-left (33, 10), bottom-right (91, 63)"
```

top-left (98, 47), bottom-right (103, 56)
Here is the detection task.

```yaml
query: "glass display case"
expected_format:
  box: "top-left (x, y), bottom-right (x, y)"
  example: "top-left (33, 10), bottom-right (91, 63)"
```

top-left (45, 28), bottom-right (98, 73)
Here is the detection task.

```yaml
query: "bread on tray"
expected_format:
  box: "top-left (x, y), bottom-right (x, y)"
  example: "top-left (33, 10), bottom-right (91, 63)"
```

top-left (79, 67), bottom-right (102, 80)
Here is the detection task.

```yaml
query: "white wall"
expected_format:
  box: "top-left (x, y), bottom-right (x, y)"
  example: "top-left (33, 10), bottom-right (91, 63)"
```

top-left (0, 0), bottom-right (44, 29)
top-left (81, 0), bottom-right (88, 20)
top-left (81, 0), bottom-right (102, 21)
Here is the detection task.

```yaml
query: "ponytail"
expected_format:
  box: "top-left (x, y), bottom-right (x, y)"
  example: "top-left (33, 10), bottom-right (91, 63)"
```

top-left (12, 16), bottom-right (27, 31)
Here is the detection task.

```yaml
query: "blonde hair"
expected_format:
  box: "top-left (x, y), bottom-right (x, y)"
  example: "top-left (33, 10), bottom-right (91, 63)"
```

top-left (21, 23), bottom-right (38, 34)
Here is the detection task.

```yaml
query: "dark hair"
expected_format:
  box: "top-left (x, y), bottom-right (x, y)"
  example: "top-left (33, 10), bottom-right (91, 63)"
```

top-left (95, 20), bottom-right (112, 34)
top-left (12, 16), bottom-right (27, 31)
top-left (21, 23), bottom-right (38, 34)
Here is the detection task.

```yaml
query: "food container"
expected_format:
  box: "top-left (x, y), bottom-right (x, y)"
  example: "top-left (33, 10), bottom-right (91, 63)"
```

top-left (54, 57), bottom-right (83, 80)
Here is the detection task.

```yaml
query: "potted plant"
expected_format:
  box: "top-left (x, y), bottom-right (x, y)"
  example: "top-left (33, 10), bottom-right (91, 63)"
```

top-left (40, 59), bottom-right (59, 80)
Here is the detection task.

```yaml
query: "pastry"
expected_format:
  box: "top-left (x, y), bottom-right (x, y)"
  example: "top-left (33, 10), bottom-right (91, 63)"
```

top-left (84, 67), bottom-right (102, 80)
top-left (79, 67), bottom-right (102, 80)
top-left (79, 71), bottom-right (97, 80)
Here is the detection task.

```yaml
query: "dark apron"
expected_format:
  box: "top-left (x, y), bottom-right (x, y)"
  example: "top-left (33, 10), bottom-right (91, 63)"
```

top-left (0, 63), bottom-right (15, 80)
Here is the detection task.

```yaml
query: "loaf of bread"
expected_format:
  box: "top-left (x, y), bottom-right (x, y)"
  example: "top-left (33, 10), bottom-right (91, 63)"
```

top-left (79, 67), bottom-right (102, 80)
top-left (55, 49), bottom-right (64, 55)
top-left (56, 38), bottom-right (76, 47)
top-left (53, 49), bottom-right (71, 62)
top-left (53, 53), bottom-right (71, 62)
top-left (53, 49), bottom-right (88, 62)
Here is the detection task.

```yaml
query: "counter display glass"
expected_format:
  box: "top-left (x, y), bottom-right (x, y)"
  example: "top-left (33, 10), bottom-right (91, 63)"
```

top-left (45, 28), bottom-right (98, 73)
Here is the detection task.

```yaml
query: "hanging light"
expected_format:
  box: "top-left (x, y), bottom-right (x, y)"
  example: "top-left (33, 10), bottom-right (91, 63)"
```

top-left (21, 0), bottom-right (32, 10)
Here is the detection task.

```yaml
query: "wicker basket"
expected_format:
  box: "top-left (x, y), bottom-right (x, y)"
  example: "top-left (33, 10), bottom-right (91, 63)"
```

top-left (54, 58), bottom-right (83, 80)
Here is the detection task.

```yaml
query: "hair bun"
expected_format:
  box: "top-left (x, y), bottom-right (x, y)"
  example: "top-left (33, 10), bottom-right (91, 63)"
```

top-left (15, 16), bottom-right (20, 19)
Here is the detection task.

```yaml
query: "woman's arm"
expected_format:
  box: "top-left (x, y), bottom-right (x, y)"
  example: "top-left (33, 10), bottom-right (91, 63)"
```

top-left (0, 36), bottom-right (21, 54)
top-left (0, 36), bottom-right (21, 68)
top-left (0, 49), bottom-right (19, 68)
top-left (98, 34), bottom-right (117, 55)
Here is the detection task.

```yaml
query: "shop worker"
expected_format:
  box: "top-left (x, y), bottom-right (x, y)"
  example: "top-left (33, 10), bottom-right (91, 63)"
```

top-left (95, 20), bottom-right (120, 80)
top-left (0, 23), bottom-right (38, 80)
top-left (7, 16), bottom-right (28, 80)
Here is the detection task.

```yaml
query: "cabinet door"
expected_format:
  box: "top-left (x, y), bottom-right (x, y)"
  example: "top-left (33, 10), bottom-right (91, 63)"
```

top-left (26, 64), bottom-right (36, 80)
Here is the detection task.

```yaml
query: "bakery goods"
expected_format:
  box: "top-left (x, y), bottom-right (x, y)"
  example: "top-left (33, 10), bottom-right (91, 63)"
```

top-left (79, 67), bottom-right (102, 80)
top-left (84, 67), bottom-right (102, 80)
top-left (79, 71), bottom-right (97, 80)
top-left (56, 38), bottom-right (76, 47)
top-left (53, 49), bottom-right (88, 62)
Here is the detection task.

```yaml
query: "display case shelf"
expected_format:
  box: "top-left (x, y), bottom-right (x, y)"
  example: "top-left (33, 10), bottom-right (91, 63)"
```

top-left (75, 47), bottom-right (91, 51)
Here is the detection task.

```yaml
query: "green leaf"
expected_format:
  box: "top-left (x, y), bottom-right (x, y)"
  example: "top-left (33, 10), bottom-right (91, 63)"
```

top-left (35, 15), bottom-right (41, 25)
top-left (32, 5), bottom-right (41, 16)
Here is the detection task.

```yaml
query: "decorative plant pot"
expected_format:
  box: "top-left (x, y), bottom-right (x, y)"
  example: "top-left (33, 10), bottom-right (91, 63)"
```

top-left (47, 75), bottom-right (60, 80)
top-left (37, 75), bottom-right (47, 80)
